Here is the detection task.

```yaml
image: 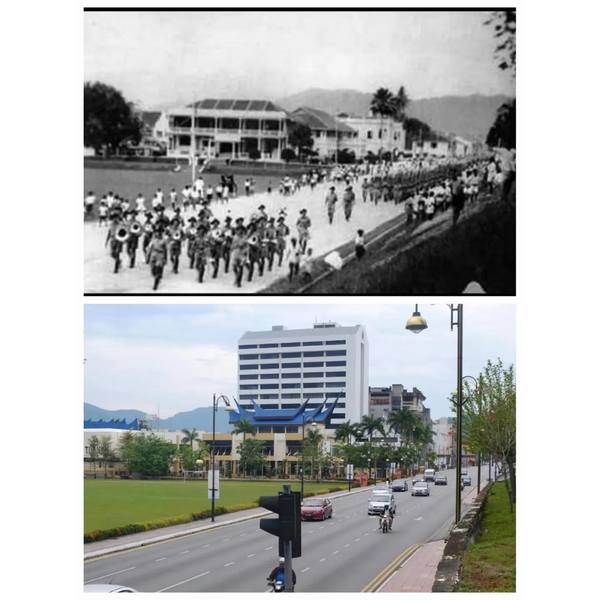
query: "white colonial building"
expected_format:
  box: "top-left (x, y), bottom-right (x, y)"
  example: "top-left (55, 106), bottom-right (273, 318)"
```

top-left (337, 114), bottom-right (406, 158)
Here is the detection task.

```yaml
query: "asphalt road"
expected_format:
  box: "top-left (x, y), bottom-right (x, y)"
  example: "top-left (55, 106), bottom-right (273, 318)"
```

top-left (84, 467), bottom-right (481, 592)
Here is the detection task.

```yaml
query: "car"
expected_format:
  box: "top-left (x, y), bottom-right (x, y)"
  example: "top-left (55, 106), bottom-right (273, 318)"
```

top-left (300, 497), bottom-right (332, 521)
top-left (368, 492), bottom-right (396, 515)
top-left (434, 475), bottom-right (448, 486)
top-left (412, 476), bottom-right (424, 485)
top-left (462, 474), bottom-right (472, 486)
top-left (411, 481), bottom-right (430, 496)
top-left (391, 479), bottom-right (408, 492)
top-left (84, 584), bottom-right (137, 593)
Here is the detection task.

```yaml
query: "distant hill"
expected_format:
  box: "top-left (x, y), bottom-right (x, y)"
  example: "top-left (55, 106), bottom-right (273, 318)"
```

top-left (84, 403), bottom-right (232, 432)
top-left (276, 88), bottom-right (512, 142)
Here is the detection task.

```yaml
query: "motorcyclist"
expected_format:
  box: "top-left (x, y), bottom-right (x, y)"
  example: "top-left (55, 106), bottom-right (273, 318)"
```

top-left (379, 506), bottom-right (393, 531)
top-left (267, 557), bottom-right (297, 589)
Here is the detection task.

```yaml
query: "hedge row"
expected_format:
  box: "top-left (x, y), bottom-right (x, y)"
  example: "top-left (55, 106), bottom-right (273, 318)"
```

top-left (84, 484), bottom-right (354, 543)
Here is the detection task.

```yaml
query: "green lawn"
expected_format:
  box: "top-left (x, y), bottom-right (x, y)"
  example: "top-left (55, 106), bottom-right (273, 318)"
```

top-left (84, 479), bottom-right (345, 533)
top-left (458, 483), bottom-right (516, 592)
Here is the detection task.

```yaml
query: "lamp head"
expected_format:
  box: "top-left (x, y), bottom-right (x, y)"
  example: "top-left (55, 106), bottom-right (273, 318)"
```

top-left (406, 306), bottom-right (428, 333)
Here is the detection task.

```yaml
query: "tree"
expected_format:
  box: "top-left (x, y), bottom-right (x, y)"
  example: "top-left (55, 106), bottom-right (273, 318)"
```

top-left (238, 438), bottom-right (266, 476)
top-left (248, 148), bottom-right (261, 160)
top-left (486, 99), bottom-right (516, 150)
top-left (387, 408), bottom-right (419, 445)
top-left (99, 435), bottom-right (114, 477)
top-left (370, 88), bottom-right (395, 117)
top-left (392, 86), bottom-right (410, 121)
top-left (358, 415), bottom-right (386, 479)
top-left (404, 118), bottom-right (432, 151)
top-left (181, 428), bottom-right (200, 449)
top-left (288, 123), bottom-right (314, 159)
top-left (334, 421), bottom-right (359, 445)
top-left (84, 81), bottom-right (142, 155)
top-left (484, 10), bottom-right (516, 75)
top-left (304, 428), bottom-right (325, 479)
top-left (281, 148), bottom-right (297, 162)
top-left (119, 433), bottom-right (176, 477)
top-left (337, 148), bottom-right (355, 164)
top-left (232, 419), bottom-right (257, 442)
top-left (88, 435), bottom-right (100, 473)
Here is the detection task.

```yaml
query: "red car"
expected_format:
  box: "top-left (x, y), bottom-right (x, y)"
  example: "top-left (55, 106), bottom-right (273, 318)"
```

top-left (300, 497), bottom-right (333, 521)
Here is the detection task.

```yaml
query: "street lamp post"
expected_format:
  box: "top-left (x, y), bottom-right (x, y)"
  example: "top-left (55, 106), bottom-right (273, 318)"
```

top-left (406, 303), bottom-right (465, 525)
top-left (211, 394), bottom-right (235, 522)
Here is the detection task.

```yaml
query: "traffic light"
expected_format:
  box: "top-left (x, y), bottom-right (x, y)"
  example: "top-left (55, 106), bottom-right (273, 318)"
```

top-left (259, 487), bottom-right (302, 558)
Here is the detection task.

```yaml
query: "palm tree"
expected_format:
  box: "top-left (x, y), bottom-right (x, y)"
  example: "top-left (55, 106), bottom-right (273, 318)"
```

top-left (370, 88), bottom-right (395, 117)
top-left (88, 435), bottom-right (100, 475)
top-left (181, 428), bottom-right (200, 450)
top-left (392, 86), bottom-right (410, 121)
top-left (359, 415), bottom-right (386, 479)
top-left (232, 419), bottom-right (257, 443)
top-left (387, 408), bottom-right (419, 446)
top-left (334, 421), bottom-right (359, 445)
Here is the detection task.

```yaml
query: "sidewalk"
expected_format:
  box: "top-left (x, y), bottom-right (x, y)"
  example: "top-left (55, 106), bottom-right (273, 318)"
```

top-left (378, 540), bottom-right (446, 592)
top-left (84, 484), bottom-right (372, 559)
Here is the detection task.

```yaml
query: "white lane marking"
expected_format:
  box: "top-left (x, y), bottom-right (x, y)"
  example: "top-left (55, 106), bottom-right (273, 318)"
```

top-left (179, 550), bottom-right (190, 555)
top-left (319, 526), bottom-right (324, 529)
top-left (202, 544), bottom-right (210, 548)
top-left (155, 557), bottom-right (167, 562)
top-left (156, 570), bottom-right (210, 592)
top-left (301, 567), bottom-right (311, 573)
top-left (224, 562), bottom-right (235, 567)
top-left (414, 516), bottom-right (423, 521)
top-left (247, 553), bottom-right (256, 558)
top-left (354, 537), bottom-right (361, 542)
top-left (344, 543), bottom-right (350, 547)
top-left (85, 566), bottom-right (136, 583)
top-left (332, 550), bottom-right (339, 555)
top-left (319, 558), bottom-right (326, 562)
top-left (264, 546), bottom-right (273, 550)
top-left (363, 532), bottom-right (369, 536)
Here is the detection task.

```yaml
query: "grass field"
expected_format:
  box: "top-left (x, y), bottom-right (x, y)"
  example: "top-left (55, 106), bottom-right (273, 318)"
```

top-left (458, 483), bottom-right (516, 592)
top-left (84, 479), bottom-right (346, 533)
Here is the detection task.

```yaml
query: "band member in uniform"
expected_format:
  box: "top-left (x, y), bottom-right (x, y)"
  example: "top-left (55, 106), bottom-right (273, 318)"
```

top-left (84, 191), bottom-right (96, 219)
top-left (264, 217), bottom-right (278, 271)
top-left (147, 228), bottom-right (168, 290)
top-left (98, 198), bottom-right (109, 226)
top-left (169, 227), bottom-right (183, 274)
top-left (208, 219), bottom-right (223, 278)
top-left (325, 186), bottom-right (338, 225)
top-left (285, 237), bottom-right (301, 282)
top-left (185, 217), bottom-right (198, 268)
top-left (105, 215), bottom-right (127, 274)
top-left (221, 216), bottom-right (234, 273)
top-left (193, 225), bottom-right (210, 283)
top-left (343, 186), bottom-right (356, 221)
top-left (230, 225), bottom-right (247, 288)
top-left (275, 215), bottom-right (290, 268)
top-left (296, 209), bottom-right (311, 254)
top-left (169, 188), bottom-right (178, 210)
top-left (125, 213), bottom-right (142, 268)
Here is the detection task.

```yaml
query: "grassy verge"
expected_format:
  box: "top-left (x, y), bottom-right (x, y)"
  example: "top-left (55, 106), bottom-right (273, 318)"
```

top-left (458, 483), bottom-right (516, 592)
top-left (84, 479), bottom-right (350, 542)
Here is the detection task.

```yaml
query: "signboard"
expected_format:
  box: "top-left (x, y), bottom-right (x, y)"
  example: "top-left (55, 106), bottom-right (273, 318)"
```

top-left (208, 469), bottom-right (220, 500)
top-left (346, 464), bottom-right (354, 480)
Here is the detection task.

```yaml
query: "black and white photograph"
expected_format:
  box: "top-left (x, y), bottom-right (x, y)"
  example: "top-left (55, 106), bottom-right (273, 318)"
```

top-left (83, 8), bottom-right (516, 295)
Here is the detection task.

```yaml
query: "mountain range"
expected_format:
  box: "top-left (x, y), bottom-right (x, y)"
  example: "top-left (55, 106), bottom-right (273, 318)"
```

top-left (84, 402), bottom-right (232, 432)
top-left (276, 89), bottom-right (513, 142)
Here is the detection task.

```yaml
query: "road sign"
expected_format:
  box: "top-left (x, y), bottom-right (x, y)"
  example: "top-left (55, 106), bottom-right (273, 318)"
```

top-left (346, 464), bottom-right (354, 480)
top-left (208, 469), bottom-right (220, 500)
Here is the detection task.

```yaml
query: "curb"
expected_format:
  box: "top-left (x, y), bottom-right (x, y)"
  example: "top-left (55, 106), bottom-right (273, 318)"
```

top-left (361, 543), bottom-right (422, 592)
top-left (85, 484), bottom-right (374, 560)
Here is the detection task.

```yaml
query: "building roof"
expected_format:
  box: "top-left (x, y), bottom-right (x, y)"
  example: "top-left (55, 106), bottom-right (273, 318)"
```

top-left (239, 323), bottom-right (363, 341)
top-left (229, 396), bottom-right (341, 427)
top-left (84, 418), bottom-right (140, 430)
top-left (138, 111), bottom-right (162, 129)
top-left (187, 99), bottom-right (286, 113)
top-left (292, 107), bottom-right (356, 134)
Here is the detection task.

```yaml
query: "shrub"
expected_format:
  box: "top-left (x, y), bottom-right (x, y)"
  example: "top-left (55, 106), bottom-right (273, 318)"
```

top-left (248, 148), bottom-right (261, 160)
top-left (281, 148), bottom-right (296, 162)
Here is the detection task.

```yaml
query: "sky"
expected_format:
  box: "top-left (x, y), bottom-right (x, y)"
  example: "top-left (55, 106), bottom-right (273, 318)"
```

top-left (84, 303), bottom-right (515, 421)
top-left (84, 10), bottom-right (515, 108)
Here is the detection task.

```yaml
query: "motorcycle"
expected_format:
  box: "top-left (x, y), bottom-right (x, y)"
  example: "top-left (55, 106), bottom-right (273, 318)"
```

top-left (380, 514), bottom-right (392, 533)
top-left (267, 576), bottom-right (287, 593)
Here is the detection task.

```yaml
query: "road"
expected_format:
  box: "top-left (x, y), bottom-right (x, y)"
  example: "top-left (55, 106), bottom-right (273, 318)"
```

top-left (84, 467), bottom-right (481, 592)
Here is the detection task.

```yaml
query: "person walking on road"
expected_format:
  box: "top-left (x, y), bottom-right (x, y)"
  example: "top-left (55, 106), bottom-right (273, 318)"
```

top-left (325, 186), bottom-right (338, 225)
top-left (451, 174), bottom-right (466, 226)
top-left (343, 186), bottom-right (356, 221)
top-left (296, 209), bottom-right (311, 254)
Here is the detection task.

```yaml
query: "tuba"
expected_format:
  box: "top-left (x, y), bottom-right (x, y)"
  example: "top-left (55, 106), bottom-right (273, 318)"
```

top-left (144, 223), bottom-right (154, 234)
top-left (130, 222), bottom-right (142, 235)
top-left (189, 227), bottom-right (197, 237)
top-left (115, 226), bottom-right (129, 242)
top-left (171, 230), bottom-right (182, 241)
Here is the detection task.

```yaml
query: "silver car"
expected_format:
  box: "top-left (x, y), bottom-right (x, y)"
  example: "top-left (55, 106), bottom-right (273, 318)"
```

top-left (368, 492), bottom-right (396, 515)
top-left (411, 481), bottom-right (430, 496)
top-left (84, 584), bottom-right (137, 593)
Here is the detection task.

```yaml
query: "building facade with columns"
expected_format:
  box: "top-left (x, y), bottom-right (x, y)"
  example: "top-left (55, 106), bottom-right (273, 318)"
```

top-left (165, 99), bottom-right (289, 161)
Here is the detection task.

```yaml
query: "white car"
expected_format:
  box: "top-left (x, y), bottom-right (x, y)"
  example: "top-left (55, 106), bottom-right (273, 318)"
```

top-left (368, 493), bottom-right (396, 515)
top-left (411, 481), bottom-right (430, 497)
top-left (84, 584), bottom-right (137, 593)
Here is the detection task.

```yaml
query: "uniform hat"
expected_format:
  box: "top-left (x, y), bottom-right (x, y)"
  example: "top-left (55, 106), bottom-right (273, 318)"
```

top-left (258, 204), bottom-right (266, 210)
top-left (235, 217), bottom-right (244, 224)
top-left (188, 217), bottom-right (197, 223)
top-left (300, 208), bottom-right (307, 214)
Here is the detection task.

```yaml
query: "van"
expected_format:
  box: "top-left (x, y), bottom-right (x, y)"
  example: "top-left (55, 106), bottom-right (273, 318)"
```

top-left (424, 468), bottom-right (436, 482)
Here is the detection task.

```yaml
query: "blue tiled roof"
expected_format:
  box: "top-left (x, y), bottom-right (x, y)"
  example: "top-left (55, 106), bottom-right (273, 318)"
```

top-left (84, 418), bottom-right (140, 430)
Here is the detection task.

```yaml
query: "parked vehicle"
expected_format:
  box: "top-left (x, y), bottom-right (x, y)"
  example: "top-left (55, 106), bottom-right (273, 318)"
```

top-left (84, 584), bottom-right (137, 593)
top-left (391, 479), bottom-right (408, 492)
top-left (300, 497), bottom-right (332, 521)
top-left (434, 475), bottom-right (448, 486)
top-left (368, 492), bottom-right (396, 515)
top-left (424, 468), bottom-right (436, 482)
top-left (411, 481), bottom-right (430, 497)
